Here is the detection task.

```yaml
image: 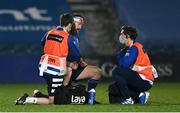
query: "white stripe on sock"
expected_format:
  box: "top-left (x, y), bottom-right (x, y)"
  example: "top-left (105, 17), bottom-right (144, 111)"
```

top-left (52, 78), bottom-right (63, 82)
top-left (25, 97), bottom-right (37, 104)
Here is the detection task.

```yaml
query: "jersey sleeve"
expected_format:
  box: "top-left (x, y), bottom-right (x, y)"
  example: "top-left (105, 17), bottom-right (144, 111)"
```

top-left (41, 33), bottom-right (47, 47)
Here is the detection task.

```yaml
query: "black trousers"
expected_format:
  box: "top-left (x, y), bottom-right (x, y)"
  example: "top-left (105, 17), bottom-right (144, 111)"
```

top-left (111, 66), bottom-right (152, 102)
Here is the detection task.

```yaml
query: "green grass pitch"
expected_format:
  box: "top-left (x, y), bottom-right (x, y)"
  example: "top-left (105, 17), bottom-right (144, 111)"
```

top-left (0, 82), bottom-right (180, 112)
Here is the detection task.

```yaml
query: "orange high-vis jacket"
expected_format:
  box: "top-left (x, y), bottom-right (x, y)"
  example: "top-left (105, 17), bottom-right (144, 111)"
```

top-left (44, 29), bottom-right (69, 57)
top-left (133, 42), bottom-right (154, 81)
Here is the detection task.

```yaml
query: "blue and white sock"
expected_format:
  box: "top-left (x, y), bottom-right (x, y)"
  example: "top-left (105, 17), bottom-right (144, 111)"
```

top-left (87, 79), bottom-right (99, 91)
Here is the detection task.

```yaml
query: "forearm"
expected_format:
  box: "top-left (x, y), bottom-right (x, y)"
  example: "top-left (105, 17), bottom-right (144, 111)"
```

top-left (63, 67), bottom-right (73, 86)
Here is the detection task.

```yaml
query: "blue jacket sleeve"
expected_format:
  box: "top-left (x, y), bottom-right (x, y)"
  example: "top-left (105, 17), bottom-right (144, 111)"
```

top-left (117, 46), bottom-right (138, 68)
top-left (41, 33), bottom-right (47, 47)
top-left (67, 35), bottom-right (81, 62)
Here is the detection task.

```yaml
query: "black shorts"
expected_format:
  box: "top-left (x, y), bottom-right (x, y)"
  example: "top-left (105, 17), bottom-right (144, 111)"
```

top-left (70, 66), bottom-right (86, 82)
top-left (43, 73), bottom-right (64, 96)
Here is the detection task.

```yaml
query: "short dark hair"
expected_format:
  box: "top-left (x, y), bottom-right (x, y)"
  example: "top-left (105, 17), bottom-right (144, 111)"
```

top-left (121, 25), bottom-right (138, 40)
top-left (60, 13), bottom-right (74, 27)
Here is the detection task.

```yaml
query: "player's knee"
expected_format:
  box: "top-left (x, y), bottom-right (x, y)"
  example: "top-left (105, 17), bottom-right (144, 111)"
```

top-left (97, 67), bottom-right (102, 78)
top-left (92, 67), bottom-right (102, 80)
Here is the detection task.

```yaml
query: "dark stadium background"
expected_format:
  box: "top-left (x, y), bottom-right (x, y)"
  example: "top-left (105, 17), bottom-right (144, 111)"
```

top-left (0, 0), bottom-right (179, 83)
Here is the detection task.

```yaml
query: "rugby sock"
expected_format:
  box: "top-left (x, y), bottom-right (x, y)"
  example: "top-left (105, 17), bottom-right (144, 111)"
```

top-left (87, 79), bottom-right (99, 91)
top-left (25, 97), bottom-right (37, 104)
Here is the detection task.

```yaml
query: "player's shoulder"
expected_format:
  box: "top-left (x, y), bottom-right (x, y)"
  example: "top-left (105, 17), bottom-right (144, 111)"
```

top-left (128, 45), bottom-right (138, 53)
top-left (68, 35), bottom-right (73, 40)
top-left (68, 35), bottom-right (75, 43)
top-left (131, 45), bottom-right (138, 49)
top-left (69, 35), bottom-right (77, 40)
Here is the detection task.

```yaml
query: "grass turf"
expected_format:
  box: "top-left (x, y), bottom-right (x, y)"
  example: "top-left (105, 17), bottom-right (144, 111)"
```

top-left (0, 82), bottom-right (180, 112)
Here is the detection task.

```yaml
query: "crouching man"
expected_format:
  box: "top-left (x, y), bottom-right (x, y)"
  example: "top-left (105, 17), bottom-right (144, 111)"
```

top-left (109, 25), bottom-right (158, 104)
top-left (15, 13), bottom-right (74, 105)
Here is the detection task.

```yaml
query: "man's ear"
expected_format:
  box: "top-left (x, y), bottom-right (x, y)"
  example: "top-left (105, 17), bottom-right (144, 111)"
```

top-left (68, 23), bottom-right (72, 27)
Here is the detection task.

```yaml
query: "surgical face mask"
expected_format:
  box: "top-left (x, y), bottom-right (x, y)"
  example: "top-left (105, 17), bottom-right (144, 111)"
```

top-left (119, 35), bottom-right (125, 44)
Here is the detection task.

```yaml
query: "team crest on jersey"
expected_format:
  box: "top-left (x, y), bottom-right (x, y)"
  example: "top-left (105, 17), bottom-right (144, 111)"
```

top-left (125, 52), bottom-right (130, 56)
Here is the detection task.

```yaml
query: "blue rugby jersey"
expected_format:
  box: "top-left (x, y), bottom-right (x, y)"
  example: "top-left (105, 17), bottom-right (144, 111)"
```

top-left (67, 34), bottom-right (81, 63)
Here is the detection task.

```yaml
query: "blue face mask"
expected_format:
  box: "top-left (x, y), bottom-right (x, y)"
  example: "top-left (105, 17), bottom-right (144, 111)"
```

top-left (119, 35), bottom-right (125, 44)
